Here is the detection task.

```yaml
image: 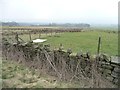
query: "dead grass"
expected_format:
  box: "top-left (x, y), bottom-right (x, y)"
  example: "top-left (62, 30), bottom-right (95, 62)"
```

top-left (2, 59), bottom-right (83, 88)
top-left (1, 57), bottom-right (117, 88)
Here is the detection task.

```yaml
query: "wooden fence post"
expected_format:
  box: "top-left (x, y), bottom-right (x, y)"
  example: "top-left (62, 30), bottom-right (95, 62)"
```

top-left (39, 31), bottom-right (41, 38)
top-left (29, 29), bottom-right (32, 41)
top-left (15, 32), bottom-right (19, 43)
top-left (97, 37), bottom-right (101, 54)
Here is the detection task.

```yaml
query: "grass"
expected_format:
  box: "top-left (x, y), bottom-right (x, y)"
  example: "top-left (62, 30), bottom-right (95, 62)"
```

top-left (3, 27), bottom-right (118, 56)
top-left (2, 59), bottom-right (82, 88)
top-left (1, 57), bottom-right (117, 88)
top-left (15, 30), bottom-right (118, 56)
top-left (0, 57), bottom-right (2, 89)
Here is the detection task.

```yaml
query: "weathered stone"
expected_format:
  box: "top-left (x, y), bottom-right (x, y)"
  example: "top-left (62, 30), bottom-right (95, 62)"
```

top-left (100, 54), bottom-right (110, 62)
top-left (70, 55), bottom-right (77, 60)
top-left (101, 73), bottom-right (107, 77)
top-left (86, 51), bottom-right (90, 59)
top-left (67, 48), bottom-right (72, 54)
top-left (101, 62), bottom-right (110, 65)
top-left (100, 61), bottom-right (106, 65)
top-left (106, 75), bottom-right (114, 82)
top-left (111, 71), bottom-right (118, 78)
top-left (111, 56), bottom-right (120, 63)
top-left (111, 62), bottom-right (120, 66)
top-left (103, 69), bottom-right (112, 75)
top-left (26, 42), bottom-right (33, 47)
top-left (21, 42), bottom-right (28, 47)
top-left (111, 63), bottom-right (119, 67)
top-left (114, 67), bottom-right (120, 73)
top-left (113, 78), bottom-right (118, 85)
top-left (110, 56), bottom-right (120, 66)
top-left (97, 67), bottom-right (103, 72)
top-left (101, 65), bottom-right (113, 70)
top-left (82, 53), bottom-right (87, 58)
top-left (29, 41), bottom-right (33, 43)
top-left (76, 52), bottom-right (83, 59)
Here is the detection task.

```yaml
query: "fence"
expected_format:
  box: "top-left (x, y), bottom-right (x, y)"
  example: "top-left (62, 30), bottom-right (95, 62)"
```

top-left (2, 38), bottom-right (119, 88)
top-left (2, 27), bottom-right (83, 36)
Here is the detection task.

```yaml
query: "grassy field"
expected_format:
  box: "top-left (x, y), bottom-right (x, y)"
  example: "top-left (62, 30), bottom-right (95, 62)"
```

top-left (4, 28), bottom-right (118, 56)
top-left (14, 30), bottom-right (118, 56)
top-left (44, 31), bottom-right (118, 56)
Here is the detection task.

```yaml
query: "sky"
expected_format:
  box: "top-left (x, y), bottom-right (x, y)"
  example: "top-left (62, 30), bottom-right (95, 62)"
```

top-left (0, 0), bottom-right (119, 24)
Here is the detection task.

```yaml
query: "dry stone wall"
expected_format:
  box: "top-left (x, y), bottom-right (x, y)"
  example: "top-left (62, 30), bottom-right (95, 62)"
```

top-left (2, 38), bottom-right (119, 86)
top-left (96, 55), bottom-right (120, 85)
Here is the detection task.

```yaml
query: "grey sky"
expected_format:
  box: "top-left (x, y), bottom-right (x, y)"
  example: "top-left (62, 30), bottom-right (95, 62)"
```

top-left (0, 0), bottom-right (119, 24)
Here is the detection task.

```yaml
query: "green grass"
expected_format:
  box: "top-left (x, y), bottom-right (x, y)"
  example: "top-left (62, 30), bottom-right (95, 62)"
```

top-left (16, 30), bottom-right (118, 56)
top-left (3, 28), bottom-right (118, 56)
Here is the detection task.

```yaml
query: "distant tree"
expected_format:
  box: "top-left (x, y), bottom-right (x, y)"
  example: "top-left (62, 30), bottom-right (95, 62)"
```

top-left (2, 21), bottom-right (19, 26)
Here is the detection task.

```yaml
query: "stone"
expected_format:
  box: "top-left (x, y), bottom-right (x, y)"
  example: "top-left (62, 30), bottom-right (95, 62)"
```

top-left (98, 67), bottom-right (103, 72)
top-left (100, 54), bottom-right (110, 62)
top-left (106, 75), bottom-right (114, 82)
top-left (110, 56), bottom-right (120, 66)
top-left (111, 56), bottom-right (120, 63)
top-left (67, 48), bottom-right (72, 54)
top-left (29, 41), bottom-right (33, 43)
top-left (100, 61), bottom-right (106, 65)
top-left (103, 69), bottom-right (112, 75)
top-left (76, 52), bottom-right (83, 59)
top-left (101, 65), bottom-right (113, 70)
top-left (82, 53), bottom-right (87, 58)
top-left (13, 43), bottom-right (18, 46)
top-left (114, 67), bottom-right (120, 73)
top-left (111, 71), bottom-right (118, 78)
top-left (101, 73), bottom-right (107, 77)
top-left (86, 51), bottom-right (90, 59)
top-left (113, 78), bottom-right (118, 85)
top-left (106, 62), bottom-right (111, 65)
top-left (111, 63), bottom-right (118, 67)
top-left (34, 45), bottom-right (39, 49)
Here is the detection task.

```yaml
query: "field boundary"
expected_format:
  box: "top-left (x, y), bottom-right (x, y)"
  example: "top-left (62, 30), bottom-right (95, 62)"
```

top-left (2, 38), bottom-right (119, 88)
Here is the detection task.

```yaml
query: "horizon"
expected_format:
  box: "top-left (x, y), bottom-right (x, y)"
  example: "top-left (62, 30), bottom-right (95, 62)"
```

top-left (1, 21), bottom-right (118, 26)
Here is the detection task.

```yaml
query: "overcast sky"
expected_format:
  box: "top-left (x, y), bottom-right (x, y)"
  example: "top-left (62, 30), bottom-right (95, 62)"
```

top-left (0, 0), bottom-right (119, 24)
